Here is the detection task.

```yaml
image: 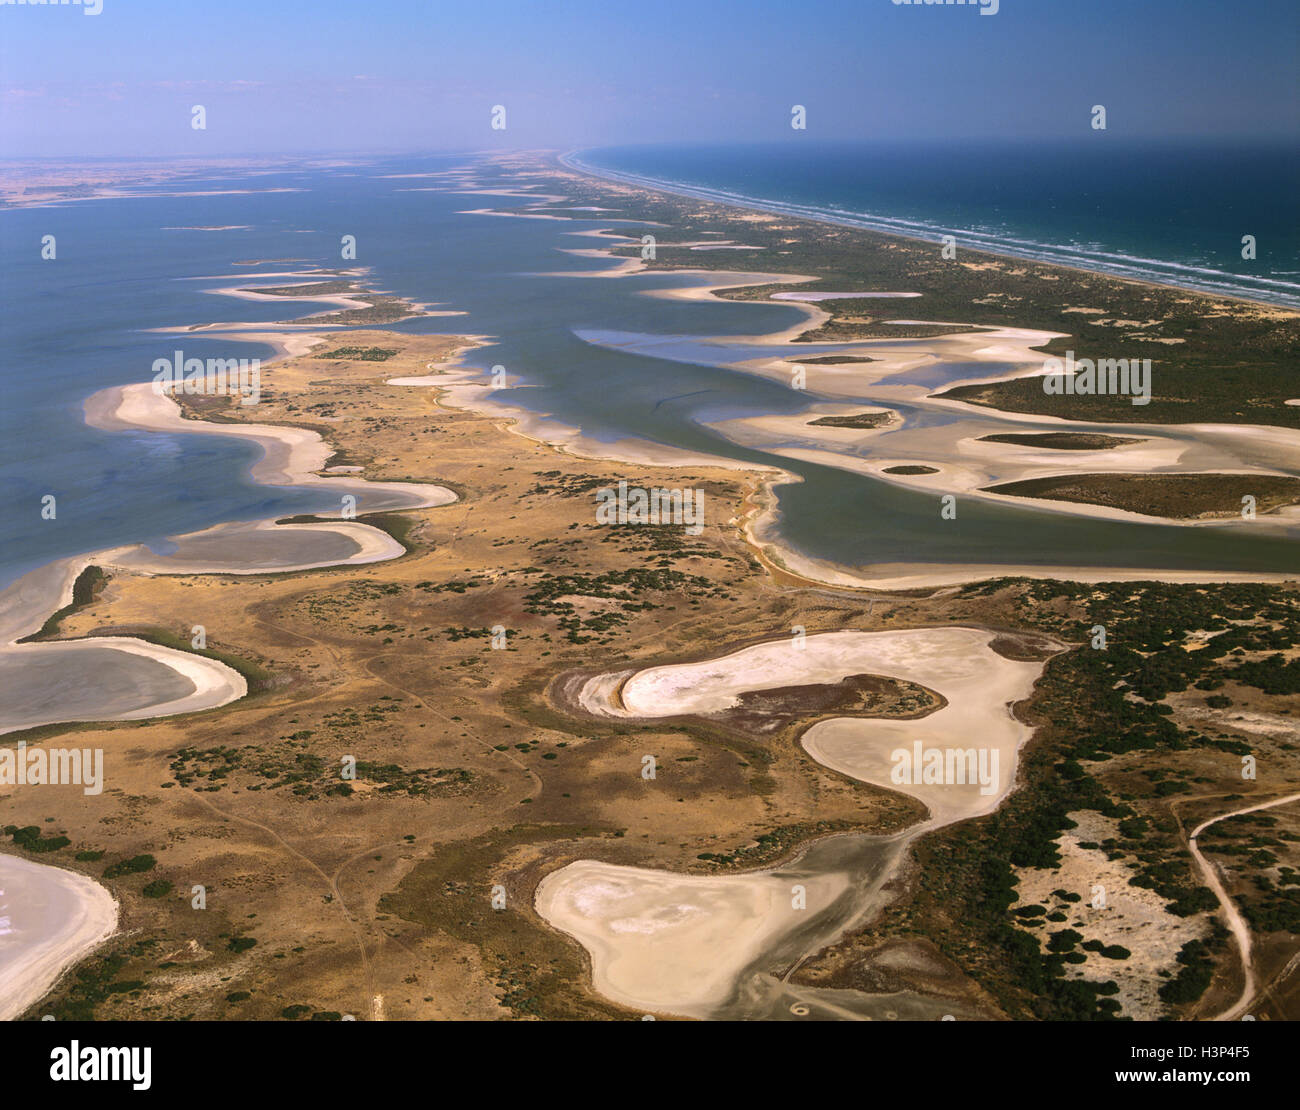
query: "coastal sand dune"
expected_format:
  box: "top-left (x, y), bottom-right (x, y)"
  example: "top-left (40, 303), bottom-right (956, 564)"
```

top-left (0, 854), bottom-right (118, 1021)
top-left (539, 627), bottom-right (1058, 1016)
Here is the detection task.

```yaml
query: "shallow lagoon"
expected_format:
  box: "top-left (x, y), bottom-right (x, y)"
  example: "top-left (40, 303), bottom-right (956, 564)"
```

top-left (2, 155), bottom-right (1296, 588)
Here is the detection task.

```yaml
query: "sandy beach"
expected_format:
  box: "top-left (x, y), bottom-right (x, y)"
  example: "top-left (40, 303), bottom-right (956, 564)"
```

top-left (86, 381), bottom-right (455, 509)
top-left (0, 854), bottom-right (118, 1021)
top-left (0, 328), bottom-right (461, 740)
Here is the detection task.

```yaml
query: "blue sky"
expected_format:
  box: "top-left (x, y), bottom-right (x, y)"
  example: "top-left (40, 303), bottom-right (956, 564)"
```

top-left (1, 0), bottom-right (1296, 156)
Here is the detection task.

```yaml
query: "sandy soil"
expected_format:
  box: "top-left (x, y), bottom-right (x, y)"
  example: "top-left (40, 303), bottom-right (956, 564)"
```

top-left (1011, 809), bottom-right (1205, 1021)
top-left (1189, 791), bottom-right (1300, 1020)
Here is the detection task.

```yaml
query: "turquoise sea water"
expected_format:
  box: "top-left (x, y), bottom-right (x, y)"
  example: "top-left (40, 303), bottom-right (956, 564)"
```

top-left (1, 152), bottom-right (1296, 589)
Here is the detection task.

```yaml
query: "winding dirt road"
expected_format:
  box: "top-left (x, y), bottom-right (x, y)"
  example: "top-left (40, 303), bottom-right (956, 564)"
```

top-left (1187, 791), bottom-right (1300, 1021)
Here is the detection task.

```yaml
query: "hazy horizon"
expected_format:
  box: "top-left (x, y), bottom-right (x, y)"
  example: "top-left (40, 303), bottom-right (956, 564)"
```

top-left (2, 0), bottom-right (1296, 158)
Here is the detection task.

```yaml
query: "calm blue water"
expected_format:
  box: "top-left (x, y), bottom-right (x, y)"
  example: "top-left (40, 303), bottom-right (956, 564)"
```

top-left (575, 141), bottom-right (1300, 309)
top-left (1, 153), bottom-right (1296, 590)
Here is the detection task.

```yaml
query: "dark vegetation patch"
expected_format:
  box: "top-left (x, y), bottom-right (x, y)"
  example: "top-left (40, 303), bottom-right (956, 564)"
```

top-left (4, 824), bottom-right (70, 853)
top-left (984, 473), bottom-right (1300, 519)
top-left (978, 432), bottom-right (1144, 451)
top-left (800, 580), bottom-right (1299, 1018)
top-left (170, 721), bottom-right (475, 800)
top-left (807, 411), bottom-right (892, 429)
top-left (312, 346), bottom-right (399, 361)
top-left (536, 160), bottom-right (1300, 428)
top-left (380, 824), bottom-right (632, 1019)
top-left (17, 565), bottom-right (108, 642)
top-left (713, 673), bottom-right (943, 736)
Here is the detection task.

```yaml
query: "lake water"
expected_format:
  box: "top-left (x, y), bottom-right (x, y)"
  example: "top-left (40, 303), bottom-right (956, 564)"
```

top-left (2, 153), bottom-right (1296, 589)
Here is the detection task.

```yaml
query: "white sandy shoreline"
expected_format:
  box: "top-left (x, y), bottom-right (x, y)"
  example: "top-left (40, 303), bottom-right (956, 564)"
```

top-left (0, 330), bottom-right (459, 729)
top-left (0, 853), bottom-right (119, 1021)
top-left (430, 172), bottom-right (1300, 590)
top-left (82, 381), bottom-right (455, 576)
top-left (560, 151), bottom-right (1300, 313)
top-left (0, 290), bottom-right (464, 1023)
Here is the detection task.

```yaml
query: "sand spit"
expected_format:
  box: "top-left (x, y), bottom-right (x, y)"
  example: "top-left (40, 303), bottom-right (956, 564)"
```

top-left (0, 557), bottom-right (89, 646)
top-left (535, 168), bottom-right (1299, 540)
top-left (100, 518), bottom-right (406, 576)
top-left (0, 854), bottom-right (119, 1021)
top-left (0, 331), bottom-right (458, 735)
top-left (770, 291), bottom-right (922, 301)
top-left (0, 282), bottom-right (472, 1021)
top-left (0, 560), bottom-right (247, 736)
top-left (0, 557), bottom-right (247, 734)
top-left (698, 325), bottom-right (1300, 529)
top-left (695, 322), bottom-right (1300, 529)
top-left (388, 357), bottom-right (761, 473)
top-left (84, 381), bottom-right (455, 575)
top-left (746, 537), bottom-right (1300, 593)
top-left (538, 627), bottom-right (1059, 1016)
top-left (732, 433), bottom-right (1297, 530)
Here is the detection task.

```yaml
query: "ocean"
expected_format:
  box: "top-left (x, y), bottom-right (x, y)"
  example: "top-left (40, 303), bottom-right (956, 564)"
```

top-left (574, 140), bottom-right (1300, 309)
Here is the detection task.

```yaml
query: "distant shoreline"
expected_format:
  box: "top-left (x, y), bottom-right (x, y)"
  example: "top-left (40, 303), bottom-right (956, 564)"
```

top-left (561, 149), bottom-right (1299, 312)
